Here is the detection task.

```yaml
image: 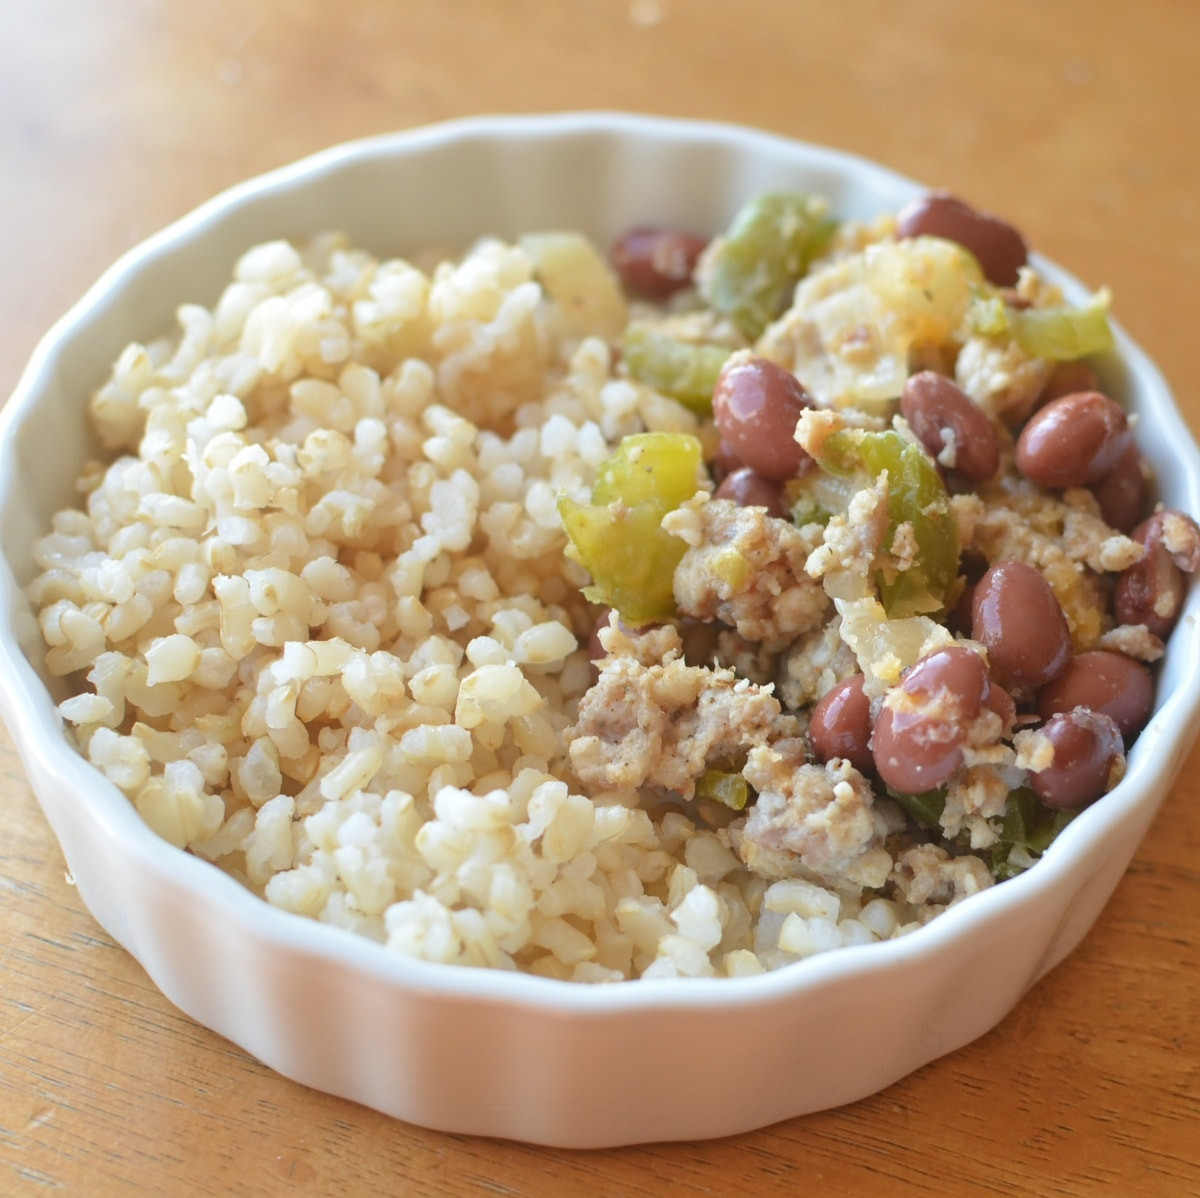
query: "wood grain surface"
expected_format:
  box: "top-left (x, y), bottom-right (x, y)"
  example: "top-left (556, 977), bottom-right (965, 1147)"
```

top-left (2, 1), bottom-right (1199, 1193)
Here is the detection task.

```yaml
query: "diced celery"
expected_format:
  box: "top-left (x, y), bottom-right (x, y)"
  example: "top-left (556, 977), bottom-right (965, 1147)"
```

top-left (989, 788), bottom-right (1076, 879)
top-left (966, 290), bottom-right (1012, 338)
top-left (1011, 288), bottom-right (1114, 360)
top-left (709, 547), bottom-right (753, 591)
top-left (558, 432), bottom-right (702, 624)
top-left (816, 428), bottom-right (959, 618)
top-left (701, 192), bottom-right (838, 340)
top-left (889, 786), bottom-right (946, 829)
top-left (621, 324), bottom-right (731, 415)
top-left (695, 768), bottom-right (751, 811)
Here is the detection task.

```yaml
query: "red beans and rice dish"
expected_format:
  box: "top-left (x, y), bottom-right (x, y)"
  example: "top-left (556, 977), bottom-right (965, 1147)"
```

top-left (29, 189), bottom-right (1198, 980)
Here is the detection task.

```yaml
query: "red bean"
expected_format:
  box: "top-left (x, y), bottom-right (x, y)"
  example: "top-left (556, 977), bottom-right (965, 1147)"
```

top-left (1040, 359), bottom-right (1100, 406)
top-left (713, 466), bottom-right (788, 518)
top-left (1029, 709), bottom-right (1124, 810)
top-left (1036, 650), bottom-right (1155, 744)
top-left (1112, 511), bottom-right (1199, 639)
top-left (809, 674), bottom-right (874, 776)
top-left (610, 227), bottom-right (707, 301)
top-left (900, 371), bottom-right (1000, 483)
top-left (1014, 391), bottom-right (1132, 489)
top-left (971, 560), bottom-right (1071, 688)
top-left (871, 646), bottom-right (990, 794)
top-left (895, 191), bottom-right (1028, 287)
top-left (712, 354), bottom-right (814, 482)
top-left (1159, 509), bottom-right (1200, 572)
top-left (986, 683), bottom-right (1017, 737)
top-left (948, 553), bottom-right (991, 635)
top-left (710, 440), bottom-right (745, 484)
top-left (1090, 442), bottom-right (1147, 533)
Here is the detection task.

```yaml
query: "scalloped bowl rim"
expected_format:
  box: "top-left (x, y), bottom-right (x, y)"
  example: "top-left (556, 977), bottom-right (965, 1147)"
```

top-left (1, 112), bottom-right (1198, 1139)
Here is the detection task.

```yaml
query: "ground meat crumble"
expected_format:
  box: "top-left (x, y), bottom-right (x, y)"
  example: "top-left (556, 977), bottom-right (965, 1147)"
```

top-left (734, 748), bottom-right (897, 890)
top-left (668, 497), bottom-right (829, 649)
top-left (567, 620), bottom-right (792, 798)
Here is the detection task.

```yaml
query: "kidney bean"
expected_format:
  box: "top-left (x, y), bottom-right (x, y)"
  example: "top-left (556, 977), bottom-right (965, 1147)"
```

top-left (1090, 442), bottom-right (1147, 533)
top-left (809, 674), bottom-right (875, 776)
top-left (971, 560), bottom-right (1071, 688)
top-left (712, 354), bottom-right (814, 481)
top-left (713, 466), bottom-right (788, 518)
top-left (1036, 650), bottom-right (1154, 744)
top-left (986, 682), bottom-right (1017, 737)
top-left (900, 371), bottom-right (1000, 483)
top-left (1029, 709), bottom-right (1124, 810)
top-left (610, 227), bottom-right (708, 301)
top-left (709, 440), bottom-right (745, 484)
top-left (895, 191), bottom-right (1028, 287)
top-left (1112, 510), bottom-right (1200, 639)
top-left (1155, 509), bottom-right (1200, 572)
top-left (871, 646), bottom-right (990, 794)
top-left (1014, 391), bottom-right (1132, 489)
top-left (1040, 359), bottom-right (1100, 406)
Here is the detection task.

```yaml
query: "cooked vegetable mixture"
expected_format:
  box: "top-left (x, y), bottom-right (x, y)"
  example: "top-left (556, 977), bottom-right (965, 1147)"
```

top-left (32, 188), bottom-right (1199, 979)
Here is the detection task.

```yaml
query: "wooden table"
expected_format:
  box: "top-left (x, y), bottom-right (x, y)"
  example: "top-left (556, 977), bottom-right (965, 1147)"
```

top-left (2, 1), bottom-right (1198, 1193)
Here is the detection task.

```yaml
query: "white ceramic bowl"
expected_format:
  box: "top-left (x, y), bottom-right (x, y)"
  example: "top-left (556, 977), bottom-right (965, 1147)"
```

top-left (2, 113), bottom-right (1199, 1149)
